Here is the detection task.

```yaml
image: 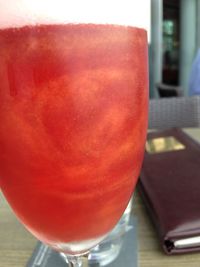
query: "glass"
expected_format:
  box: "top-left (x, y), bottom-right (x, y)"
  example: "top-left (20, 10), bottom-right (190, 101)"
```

top-left (88, 199), bottom-right (133, 266)
top-left (0, 1), bottom-right (148, 266)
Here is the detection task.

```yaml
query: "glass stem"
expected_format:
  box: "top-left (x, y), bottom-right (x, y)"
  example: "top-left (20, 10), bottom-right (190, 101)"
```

top-left (65, 254), bottom-right (89, 267)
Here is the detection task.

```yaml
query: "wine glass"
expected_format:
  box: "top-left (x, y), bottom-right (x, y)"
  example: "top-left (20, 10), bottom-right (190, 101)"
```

top-left (0, 0), bottom-right (149, 266)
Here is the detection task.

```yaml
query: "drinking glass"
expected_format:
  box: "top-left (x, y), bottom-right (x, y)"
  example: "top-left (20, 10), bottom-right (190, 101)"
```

top-left (0, 0), bottom-right (148, 266)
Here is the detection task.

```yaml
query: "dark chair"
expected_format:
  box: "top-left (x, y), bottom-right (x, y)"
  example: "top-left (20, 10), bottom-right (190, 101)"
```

top-left (156, 83), bottom-right (183, 98)
top-left (149, 96), bottom-right (200, 129)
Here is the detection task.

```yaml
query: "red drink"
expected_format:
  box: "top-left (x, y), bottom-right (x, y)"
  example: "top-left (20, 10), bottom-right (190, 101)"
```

top-left (0, 24), bottom-right (148, 253)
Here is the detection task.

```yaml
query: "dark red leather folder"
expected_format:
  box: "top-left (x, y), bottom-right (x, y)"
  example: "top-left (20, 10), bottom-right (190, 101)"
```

top-left (138, 128), bottom-right (200, 254)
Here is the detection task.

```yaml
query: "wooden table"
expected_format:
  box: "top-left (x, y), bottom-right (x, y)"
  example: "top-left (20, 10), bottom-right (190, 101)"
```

top-left (0, 128), bottom-right (200, 267)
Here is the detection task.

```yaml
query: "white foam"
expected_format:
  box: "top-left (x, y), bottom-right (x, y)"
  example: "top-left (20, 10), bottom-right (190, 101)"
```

top-left (0, 0), bottom-right (150, 37)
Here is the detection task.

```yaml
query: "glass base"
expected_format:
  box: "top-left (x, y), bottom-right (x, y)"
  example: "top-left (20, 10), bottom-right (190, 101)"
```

top-left (26, 216), bottom-right (138, 267)
top-left (49, 234), bottom-right (106, 256)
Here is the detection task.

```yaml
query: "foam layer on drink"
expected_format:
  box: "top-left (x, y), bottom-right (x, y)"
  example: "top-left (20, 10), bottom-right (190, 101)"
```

top-left (0, 0), bottom-right (150, 33)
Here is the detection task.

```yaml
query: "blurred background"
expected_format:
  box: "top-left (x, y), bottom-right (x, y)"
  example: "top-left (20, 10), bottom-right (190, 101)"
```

top-left (149, 0), bottom-right (200, 98)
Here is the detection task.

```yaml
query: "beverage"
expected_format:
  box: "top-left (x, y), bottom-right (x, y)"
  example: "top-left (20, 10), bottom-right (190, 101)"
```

top-left (0, 24), bottom-right (148, 254)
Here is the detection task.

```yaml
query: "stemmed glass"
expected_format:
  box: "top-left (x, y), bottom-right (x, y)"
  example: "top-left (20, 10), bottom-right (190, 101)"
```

top-left (0, 0), bottom-right (148, 266)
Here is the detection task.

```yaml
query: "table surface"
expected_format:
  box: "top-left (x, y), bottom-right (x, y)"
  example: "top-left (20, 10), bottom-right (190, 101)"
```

top-left (0, 128), bottom-right (200, 267)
